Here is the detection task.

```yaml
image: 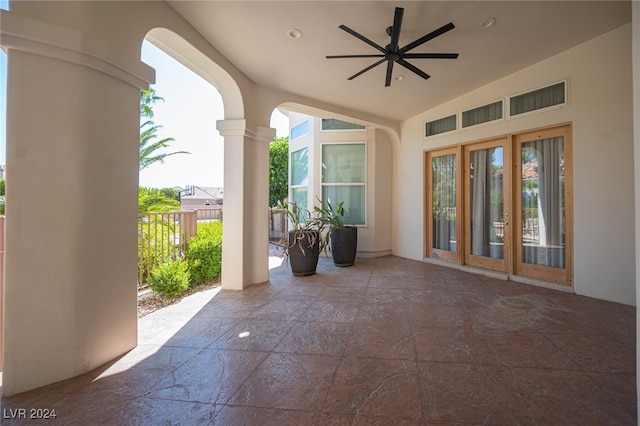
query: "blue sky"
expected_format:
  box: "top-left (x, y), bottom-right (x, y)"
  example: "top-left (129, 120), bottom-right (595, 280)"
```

top-left (0, 17), bottom-right (289, 187)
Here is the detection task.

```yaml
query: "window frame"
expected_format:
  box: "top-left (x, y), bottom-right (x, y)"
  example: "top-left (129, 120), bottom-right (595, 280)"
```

top-left (289, 146), bottom-right (309, 212)
top-left (320, 142), bottom-right (367, 226)
top-left (425, 114), bottom-right (458, 138)
top-left (320, 118), bottom-right (365, 132)
top-left (461, 100), bottom-right (504, 129)
top-left (508, 80), bottom-right (568, 118)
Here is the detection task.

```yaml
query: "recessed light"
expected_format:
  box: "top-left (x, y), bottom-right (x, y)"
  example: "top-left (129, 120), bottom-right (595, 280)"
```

top-left (395, 75), bottom-right (405, 81)
top-left (479, 17), bottom-right (497, 30)
top-left (287, 28), bottom-right (303, 39)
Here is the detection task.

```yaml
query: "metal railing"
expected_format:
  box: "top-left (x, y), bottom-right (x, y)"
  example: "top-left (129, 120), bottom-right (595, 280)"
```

top-left (137, 206), bottom-right (288, 288)
top-left (194, 206), bottom-right (223, 221)
top-left (138, 210), bottom-right (198, 289)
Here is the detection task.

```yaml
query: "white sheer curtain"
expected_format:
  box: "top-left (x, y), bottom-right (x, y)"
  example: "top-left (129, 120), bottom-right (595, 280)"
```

top-left (522, 137), bottom-right (564, 268)
top-left (470, 147), bottom-right (504, 259)
top-left (432, 154), bottom-right (456, 251)
top-left (470, 150), bottom-right (489, 256)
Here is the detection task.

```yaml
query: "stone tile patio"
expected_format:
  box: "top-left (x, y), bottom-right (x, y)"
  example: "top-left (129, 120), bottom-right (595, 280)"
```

top-left (1, 254), bottom-right (636, 425)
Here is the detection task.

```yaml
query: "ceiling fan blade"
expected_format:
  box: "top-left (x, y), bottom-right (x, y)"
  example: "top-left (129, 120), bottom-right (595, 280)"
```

top-left (348, 58), bottom-right (387, 80)
top-left (385, 60), bottom-right (394, 87)
top-left (339, 24), bottom-right (386, 54)
top-left (389, 7), bottom-right (404, 48)
top-left (397, 59), bottom-right (431, 80)
top-left (402, 53), bottom-right (459, 59)
top-left (326, 54), bottom-right (385, 59)
top-left (399, 22), bottom-right (456, 54)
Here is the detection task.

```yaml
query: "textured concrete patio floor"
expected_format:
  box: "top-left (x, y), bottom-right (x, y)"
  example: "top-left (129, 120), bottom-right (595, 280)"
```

top-left (1, 254), bottom-right (636, 425)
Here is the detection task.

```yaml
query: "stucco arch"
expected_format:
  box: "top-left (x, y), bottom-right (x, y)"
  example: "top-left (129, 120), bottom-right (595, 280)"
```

top-left (140, 27), bottom-right (276, 292)
top-left (144, 27), bottom-right (244, 120)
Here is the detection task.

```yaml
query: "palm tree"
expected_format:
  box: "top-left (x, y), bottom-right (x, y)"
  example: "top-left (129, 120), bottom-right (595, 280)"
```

top-left (139, 88), bottom-right (189, 171)
top-left (138, 187), bottom-right (180, 213)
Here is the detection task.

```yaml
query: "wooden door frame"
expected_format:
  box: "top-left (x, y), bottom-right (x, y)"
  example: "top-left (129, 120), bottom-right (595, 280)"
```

top-left (424, 146), bottom-right (463, 263)
top-left (423, 123), bottom-right (573, 288)
top-left (512, 124), bottom-right (573, 286)
top-left (463, 137), bottom-right (511, 273)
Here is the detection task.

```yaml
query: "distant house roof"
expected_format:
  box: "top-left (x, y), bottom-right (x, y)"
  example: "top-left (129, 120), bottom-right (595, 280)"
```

top-left (180, 185), bottom-right (224, 200)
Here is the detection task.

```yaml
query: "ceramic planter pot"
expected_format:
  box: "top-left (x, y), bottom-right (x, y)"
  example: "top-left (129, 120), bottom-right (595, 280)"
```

top-left (330, 226), bottom-right (358, 267)
top-left (288, 230), bottom-right (320, 276)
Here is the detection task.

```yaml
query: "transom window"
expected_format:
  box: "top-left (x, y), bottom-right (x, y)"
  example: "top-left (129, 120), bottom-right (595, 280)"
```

top-left (321, 119), bottom-right (365, 131)
top-left (290, 121), bottom-right (309, 140)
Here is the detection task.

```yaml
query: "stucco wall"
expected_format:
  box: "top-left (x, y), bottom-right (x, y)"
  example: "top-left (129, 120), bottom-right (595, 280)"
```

top-left (396, 24), bottom-right (635, 305)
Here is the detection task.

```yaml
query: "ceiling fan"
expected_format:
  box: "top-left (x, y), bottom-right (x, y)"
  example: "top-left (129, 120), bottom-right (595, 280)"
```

top-left (326, 7), bottom-right (459, 87)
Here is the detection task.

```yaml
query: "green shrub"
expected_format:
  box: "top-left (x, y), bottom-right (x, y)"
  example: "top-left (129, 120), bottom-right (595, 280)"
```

top-left (137, 217), bottom-right (177, 285)
top-left (149, 259), bottom-right (190, 298)
top-left (185, 221), bottom-right (222, 286)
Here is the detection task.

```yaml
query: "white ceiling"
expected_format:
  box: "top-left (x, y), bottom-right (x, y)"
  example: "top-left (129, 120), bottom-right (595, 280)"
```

top-left (168, 1), bottom-right (631, 122)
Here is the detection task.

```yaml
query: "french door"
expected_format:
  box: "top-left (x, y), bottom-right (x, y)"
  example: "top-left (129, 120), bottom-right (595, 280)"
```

top-left (464, 138), bottom-right (510, 272)
top-left (425, 124), bottom-right (573, 286)
top-left (426, 147), bottom-right (461, 262)
top-left (513, 126), bottom-right (573, 284)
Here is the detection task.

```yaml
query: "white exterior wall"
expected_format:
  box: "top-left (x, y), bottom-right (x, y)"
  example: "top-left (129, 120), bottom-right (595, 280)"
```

top-left (372, 129), bottom-right (393, 255)
top-left (397, 24), bottom-right (635, 305)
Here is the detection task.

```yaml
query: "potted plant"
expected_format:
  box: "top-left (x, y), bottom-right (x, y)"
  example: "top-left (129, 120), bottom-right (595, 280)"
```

top-left (315, 199), bottom-right (358, 267)
top-left (278, 202), bottom-right (325, 276)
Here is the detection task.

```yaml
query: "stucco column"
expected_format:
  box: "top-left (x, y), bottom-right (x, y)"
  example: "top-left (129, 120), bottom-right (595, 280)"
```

top-left (0, 11), bottom-right (154, 395)
top-left (217, 119), bottom-right (275, 290)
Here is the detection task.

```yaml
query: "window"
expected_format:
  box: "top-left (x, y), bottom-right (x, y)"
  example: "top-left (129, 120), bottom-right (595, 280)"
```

top-left (321, 143), bottom-right (366, 225)
top-left (425, 114), bottom-right (456, 137)
top-left (290, 147), bottom-right (309, 214)
top-left (462, 101), bottom-right (503, 128)
top-left (510, 82), bottom-right (566, 116)
top-left (290, 121), bottom-right (309, 140)
top-left (321, 119), bottom-right (365, 131)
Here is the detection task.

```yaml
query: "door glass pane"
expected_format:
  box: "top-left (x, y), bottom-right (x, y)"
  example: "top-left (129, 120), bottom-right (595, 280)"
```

top-left (521, 137), bottom-right (565, 269)
top-left (432, 154), bottom-right (457, 252)
top-left (470, 147), bottom-right (504, 259)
